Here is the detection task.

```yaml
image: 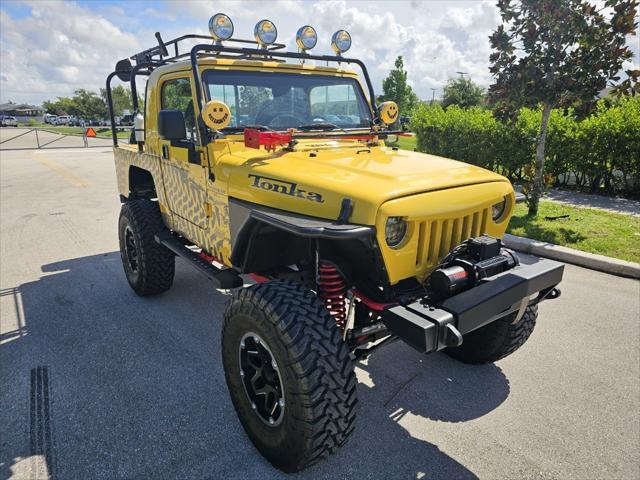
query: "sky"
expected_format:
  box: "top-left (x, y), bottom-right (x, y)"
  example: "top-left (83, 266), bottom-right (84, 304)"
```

top-left (0, 0), bottom-right (638, 106)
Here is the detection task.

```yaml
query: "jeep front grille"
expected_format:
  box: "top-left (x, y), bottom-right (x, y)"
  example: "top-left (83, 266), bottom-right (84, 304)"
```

top-left (415, 208), bottom-right (490, 268)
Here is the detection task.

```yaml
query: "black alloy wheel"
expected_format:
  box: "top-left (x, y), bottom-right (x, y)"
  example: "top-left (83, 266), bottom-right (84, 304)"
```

top-left (123, 226), bottom-right (139, 275)
top-left (238, 332), bottom-right (285, 427)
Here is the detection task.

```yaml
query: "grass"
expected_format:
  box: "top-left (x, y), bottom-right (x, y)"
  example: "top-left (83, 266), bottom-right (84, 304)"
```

top-left (396, 134), bottom-right (417, 151)
top-left (507, 201), bottom-right (640, 263)
top-left (386, 134), bottom-right (417, 151)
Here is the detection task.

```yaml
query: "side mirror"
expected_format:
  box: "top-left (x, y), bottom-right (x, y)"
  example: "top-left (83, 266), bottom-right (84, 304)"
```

top-left (158, 109), bottom-right (200, 165)
top-left (158, 109), bottom-right (186, 141)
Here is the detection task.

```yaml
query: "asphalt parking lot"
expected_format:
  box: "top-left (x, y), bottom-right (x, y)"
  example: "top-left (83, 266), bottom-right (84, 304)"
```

top-left (1, 143), bottom-right (639, 480)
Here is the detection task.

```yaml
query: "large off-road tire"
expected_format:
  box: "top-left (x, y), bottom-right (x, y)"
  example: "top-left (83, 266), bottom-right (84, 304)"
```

top-left (118, 199), bottom-right (175, 296)
top-left (445, 305), bottom-right (538, 364)
top-left (221, 281), bottom-right (358, 472)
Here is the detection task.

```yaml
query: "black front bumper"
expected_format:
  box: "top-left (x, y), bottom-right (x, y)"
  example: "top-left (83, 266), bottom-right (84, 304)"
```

top-left (381, 258), bottom-right (564, 353)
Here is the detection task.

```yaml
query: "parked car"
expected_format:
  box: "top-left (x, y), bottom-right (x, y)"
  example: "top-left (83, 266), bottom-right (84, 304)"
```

top-left (44, 113), bottom-right (58, 124)
top-left (55, 115), bottom-right (71, 125)
top-left (120, 114), bottom-right (134, 126)
top-left (0, 115), bottom-right (18, 127)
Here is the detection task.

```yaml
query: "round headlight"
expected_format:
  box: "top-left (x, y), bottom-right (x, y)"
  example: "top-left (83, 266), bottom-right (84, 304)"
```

top-left (331, 30), bottom-right (352, 54)
top-left (254, 19), bottom-right (278, 47)
top-left (208, 13), bottom-right (234, 41)
top-left (296, 25), bottom-right (317, 51)
top-left (385, 217), bottom-right (407, 248)
top-left (492, 197), bottom-right (508, 222)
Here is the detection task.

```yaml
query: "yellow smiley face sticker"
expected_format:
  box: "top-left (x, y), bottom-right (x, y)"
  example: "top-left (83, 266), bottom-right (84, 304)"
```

top-left (379, 101), bottom-right (399, 125)
top-left (202, 100), bottom-right (231, 130)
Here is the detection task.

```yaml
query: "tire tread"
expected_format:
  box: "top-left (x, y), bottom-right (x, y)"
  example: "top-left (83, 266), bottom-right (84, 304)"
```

top-left (119, 200), bottom-right (174, 296)
top-left (445, 305), bottom-right (538, 364)
top-left (222, 281), bottom-right (357, 472)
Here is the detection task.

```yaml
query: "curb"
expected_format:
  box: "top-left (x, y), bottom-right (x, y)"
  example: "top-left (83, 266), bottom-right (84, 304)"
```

top-left (503, 233), bottom-right (640, 279)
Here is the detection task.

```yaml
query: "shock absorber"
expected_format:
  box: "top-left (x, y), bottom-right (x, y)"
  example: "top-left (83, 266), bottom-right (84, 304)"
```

top-left (318, 261), bottom-right (347, 330)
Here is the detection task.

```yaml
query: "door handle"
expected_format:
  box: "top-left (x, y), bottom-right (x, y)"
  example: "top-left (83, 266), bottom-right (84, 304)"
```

top-left (162, 144), bottom-right (169, 159)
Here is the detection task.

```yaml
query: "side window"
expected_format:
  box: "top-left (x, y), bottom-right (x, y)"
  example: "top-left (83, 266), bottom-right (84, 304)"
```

top-left (161, 78), bottom-right (196, 140)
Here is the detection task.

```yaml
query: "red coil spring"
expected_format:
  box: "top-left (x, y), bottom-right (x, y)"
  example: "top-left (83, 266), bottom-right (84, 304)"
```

top-left (318, 261), bottom-right (347, 330)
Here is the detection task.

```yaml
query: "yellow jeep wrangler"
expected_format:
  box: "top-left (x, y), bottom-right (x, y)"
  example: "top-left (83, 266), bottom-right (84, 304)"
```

top-left (107, 15), bottom-right (563, 472)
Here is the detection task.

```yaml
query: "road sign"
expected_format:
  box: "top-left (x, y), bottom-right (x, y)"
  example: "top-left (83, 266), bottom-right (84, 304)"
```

top-left (85, 127), bottom-right (97, 138)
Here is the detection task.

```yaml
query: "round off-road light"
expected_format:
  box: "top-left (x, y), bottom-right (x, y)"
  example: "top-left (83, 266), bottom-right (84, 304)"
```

top-left (492, 196), bottom-right (508, 222)
top-left (379, 101), bottom-right (399, 125)
top-left (385, 217), bottom-right (407, 248)
top-left (255, 19), bottom-right (278, 47)
top-left (296, 25), bottom-right (317, 51)
top-left (331, 30), bottom-right (351, 54)
top-left (202, 100), bottom-right (231, 130)
top-left (209, 13), bottom-right (234, 41)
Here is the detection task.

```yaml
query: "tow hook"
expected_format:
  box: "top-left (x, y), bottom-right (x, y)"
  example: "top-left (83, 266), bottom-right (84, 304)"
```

top-left (535, 286), bottom-right (561, 305)
top-left (547, 287), bottom-right (562, 300)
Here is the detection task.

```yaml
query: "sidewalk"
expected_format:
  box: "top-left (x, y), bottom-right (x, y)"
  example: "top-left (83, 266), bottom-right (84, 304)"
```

top-left (544, 189), bottom-right (640, 217)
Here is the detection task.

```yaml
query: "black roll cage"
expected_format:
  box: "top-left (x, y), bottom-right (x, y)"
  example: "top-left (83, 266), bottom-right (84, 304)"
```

top-left (105, 33), bottom-right (380, 148)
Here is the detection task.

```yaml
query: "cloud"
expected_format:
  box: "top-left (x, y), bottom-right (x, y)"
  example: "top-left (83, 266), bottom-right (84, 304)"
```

top-left (307, 0), bottom-right (501, 96)
top-left (1, 0), bottom-right (139, 103)
top-left (0, 0), bottom-right (637, 106)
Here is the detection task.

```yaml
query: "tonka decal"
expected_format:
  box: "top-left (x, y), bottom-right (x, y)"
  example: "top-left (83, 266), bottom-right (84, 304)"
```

top-left (248, 174), bottom-right (324, 203)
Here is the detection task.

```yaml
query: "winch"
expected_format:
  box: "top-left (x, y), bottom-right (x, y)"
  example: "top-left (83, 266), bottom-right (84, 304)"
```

top-left (429, 235), bottom-right (520, 298)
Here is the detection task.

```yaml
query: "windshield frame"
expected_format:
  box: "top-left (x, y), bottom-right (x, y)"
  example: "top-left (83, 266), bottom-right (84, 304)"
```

top-left (201, 67), bottom-right (374, 133)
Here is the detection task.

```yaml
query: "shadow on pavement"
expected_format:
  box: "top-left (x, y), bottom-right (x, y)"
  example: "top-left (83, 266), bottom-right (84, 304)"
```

top-left (0, 252), bottom-right (510, 479)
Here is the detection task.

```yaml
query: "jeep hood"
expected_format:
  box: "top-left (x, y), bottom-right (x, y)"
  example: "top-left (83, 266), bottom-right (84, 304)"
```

top-left (222, 141), bottom-right (511, 225)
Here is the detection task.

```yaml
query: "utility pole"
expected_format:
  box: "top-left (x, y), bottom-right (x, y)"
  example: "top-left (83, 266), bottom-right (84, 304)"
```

top-left (430, 88), bottom-right (436, 105)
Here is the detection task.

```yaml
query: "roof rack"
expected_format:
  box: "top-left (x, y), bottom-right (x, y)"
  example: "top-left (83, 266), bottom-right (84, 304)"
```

top-left (130, 33), bottom-right (286, 66)
top-left (106, 32), bottom-right (378, 148)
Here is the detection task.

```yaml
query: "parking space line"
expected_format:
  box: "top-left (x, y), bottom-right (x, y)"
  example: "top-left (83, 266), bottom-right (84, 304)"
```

top-left (31, 152), bottom-right (88, 187)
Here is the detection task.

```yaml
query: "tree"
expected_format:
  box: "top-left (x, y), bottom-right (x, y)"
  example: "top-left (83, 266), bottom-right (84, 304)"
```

top-left (381, 56), bottom-right (419, 116)
top-left (488, 0), bottom-right (638, 215)
top-left (43, 90), bottom-right (107, 119)
top-left (442, 77), bottom-right (485, 109)
top-left (99, 85), bottom-right (142, 117)
top-left (42, 100), bottom-right (64, 116)
top-left (43, 97), bottom-right (77, 116)
top-left (72, 89), bottom-right (107, 120)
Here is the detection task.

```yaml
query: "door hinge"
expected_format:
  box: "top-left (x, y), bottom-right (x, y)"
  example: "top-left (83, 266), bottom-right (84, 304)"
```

top-left (205, 202), bottom-right (213, 218)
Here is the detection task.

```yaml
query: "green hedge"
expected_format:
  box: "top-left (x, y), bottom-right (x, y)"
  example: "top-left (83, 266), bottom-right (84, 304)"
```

top-left (410, 96), bottom-right (640, 196)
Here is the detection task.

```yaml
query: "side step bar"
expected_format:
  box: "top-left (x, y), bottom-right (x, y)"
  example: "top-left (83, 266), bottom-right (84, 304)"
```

top-left (155, 232), bottom-right (243, 289)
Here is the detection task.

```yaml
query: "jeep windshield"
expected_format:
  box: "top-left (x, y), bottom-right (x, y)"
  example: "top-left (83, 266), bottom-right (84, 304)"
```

top-left (203, 70), bottom-right (372, 132)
